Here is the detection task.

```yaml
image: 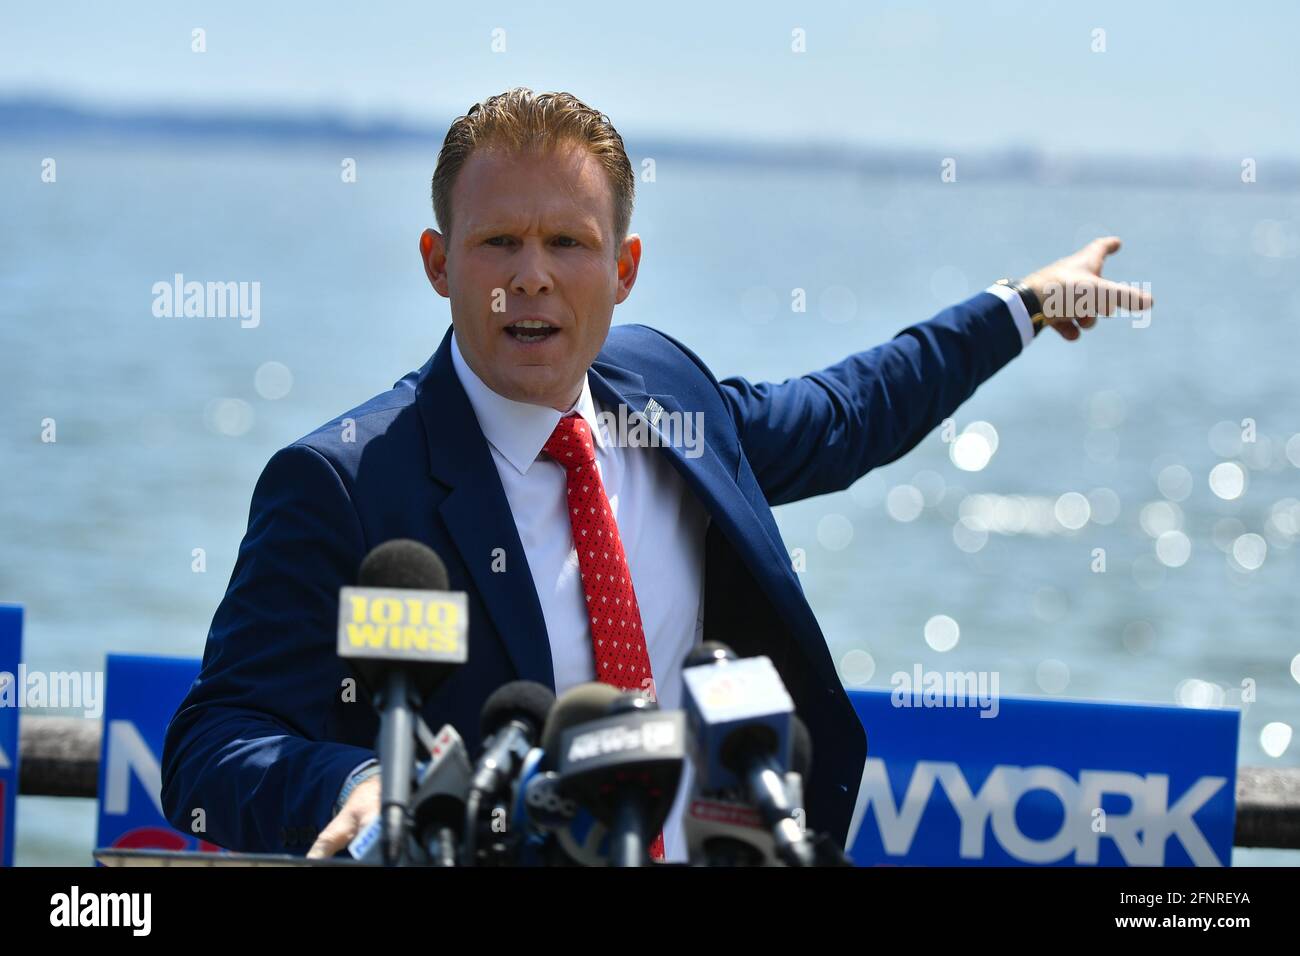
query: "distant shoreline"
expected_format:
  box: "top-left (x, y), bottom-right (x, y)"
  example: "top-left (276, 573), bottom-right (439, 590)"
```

top-left (3, 93), bottom-right (1297, 192)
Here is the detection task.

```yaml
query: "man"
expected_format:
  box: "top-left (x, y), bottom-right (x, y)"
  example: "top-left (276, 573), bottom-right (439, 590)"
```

top-left (161, 87), bottom-right (1152, 863)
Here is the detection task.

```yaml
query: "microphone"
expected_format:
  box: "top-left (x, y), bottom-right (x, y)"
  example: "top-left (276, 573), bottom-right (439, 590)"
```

top-left (516, 761), bottom-right (611, 866)
top-left (515, 683), bottom-right (624, 866)
top-left (508, 744), bottom-right (608, 867)
top-left (503, 691), bottom-right (608, 866)
top-left (337, 539), bottom-right (469, 865)
top-left (681, 642), bottom-right (815, 866)
top-left (683, 714), bottom-right (813, 866)
top-left (411, 724), bottom-right (475, 866)
top-left (348, 724), bottom-right (472, 866)
top-left (460, 680), bottom-right (555, 866)
top-left (550, 684), bottom-right (687, 866)
top-left (539, 682), bottom-right (625, 770)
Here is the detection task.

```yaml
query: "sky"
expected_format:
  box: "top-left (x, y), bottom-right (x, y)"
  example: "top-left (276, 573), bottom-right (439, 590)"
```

top-left (1, 0), bottom-right (1297, 159)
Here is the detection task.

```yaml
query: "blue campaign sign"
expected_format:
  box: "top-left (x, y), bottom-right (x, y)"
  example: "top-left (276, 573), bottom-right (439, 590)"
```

top-left (846, 686), bottom-right (1239, 867)
top-left (0, 605), bottom-right (22, 867)
top-left (95, 654), bottom-right (222, 857)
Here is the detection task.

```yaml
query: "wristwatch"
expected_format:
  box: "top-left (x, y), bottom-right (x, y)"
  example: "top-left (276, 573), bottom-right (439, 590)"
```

top-left (335, 758), bottom-right (381, 815)
top-left (995, 278), bottom-right (1049, 337)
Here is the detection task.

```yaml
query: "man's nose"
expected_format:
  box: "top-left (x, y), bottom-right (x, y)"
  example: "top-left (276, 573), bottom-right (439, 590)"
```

top-left (510, 242), bottom-right (554, 297)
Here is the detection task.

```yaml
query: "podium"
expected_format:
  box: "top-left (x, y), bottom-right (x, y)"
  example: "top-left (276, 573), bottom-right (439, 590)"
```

top-left (94, 848), bottom-right (365, 867)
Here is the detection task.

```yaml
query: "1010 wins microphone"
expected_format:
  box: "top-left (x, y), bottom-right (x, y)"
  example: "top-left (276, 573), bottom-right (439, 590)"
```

top-left (336, 539), bottom-right (468, 865)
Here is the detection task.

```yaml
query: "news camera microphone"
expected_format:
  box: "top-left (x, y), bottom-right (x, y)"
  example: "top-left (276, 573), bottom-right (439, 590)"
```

top-left (683, 713), bottom-right (812, 866)
top-left (348, 724), bottom-right (472, 866)
top-left (337, 539), bottom-right (469, 866)
top-left (539, 682), bottom-right (626, 769)
top-left (514, 755), bottom-right (611, 866)
top-left (549, 684), bottom-right (686, 867)
top-left (411, 724), bottom-right (475, 866)
top-left (460, 680), bottom-right (555, 866)
top-left (518, 683), bottom-right (635, 866)
top-left (514, 683), bottom-right (624, 865)
top-left (682, 642), bottom-right (815, 867)
top-left (501, 685), bottom-right (612, 866)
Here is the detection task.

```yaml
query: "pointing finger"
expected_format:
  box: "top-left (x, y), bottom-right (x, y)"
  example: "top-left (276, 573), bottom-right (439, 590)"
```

top-left (1093, 236), bottom-right (1122, 256)
top-left (1095, 277), bottom-right (1153, 314)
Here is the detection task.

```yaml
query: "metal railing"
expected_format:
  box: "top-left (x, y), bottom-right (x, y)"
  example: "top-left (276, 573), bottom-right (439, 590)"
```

top-left (16, 715), bottom-right (1300, 850)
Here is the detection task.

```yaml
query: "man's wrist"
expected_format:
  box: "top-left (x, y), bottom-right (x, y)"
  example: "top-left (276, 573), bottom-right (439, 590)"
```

top-left (335, 758), bottom-right (381, 815)
top-left (1015, 274), bottom-right (1052, 332)
top-left (986, 280), bottom-right (1039, 348)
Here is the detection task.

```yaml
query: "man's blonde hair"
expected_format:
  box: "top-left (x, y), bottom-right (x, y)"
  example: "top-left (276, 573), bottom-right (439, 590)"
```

top-left (431, 87), bottom-right (635, 253)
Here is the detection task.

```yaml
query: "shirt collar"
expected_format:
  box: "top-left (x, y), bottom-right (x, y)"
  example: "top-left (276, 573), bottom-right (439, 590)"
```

top-left (450, 329), bottom-right (606, 476)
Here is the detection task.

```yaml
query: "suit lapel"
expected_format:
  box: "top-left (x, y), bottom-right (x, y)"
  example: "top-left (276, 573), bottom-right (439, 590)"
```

top-left (588, 359), bottom-right (795, 593)
top-left (414, 329), bottom-right (555, 689)
top-left (590, 354), bottom-right (843, 687)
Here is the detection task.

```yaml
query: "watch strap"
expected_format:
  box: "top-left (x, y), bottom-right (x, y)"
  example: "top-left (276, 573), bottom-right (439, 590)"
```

top-left (996, 278), bottom-right (1048, 336)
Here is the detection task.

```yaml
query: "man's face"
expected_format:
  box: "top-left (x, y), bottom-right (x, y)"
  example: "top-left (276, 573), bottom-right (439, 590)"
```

top-left (421, 141), bottom-right (640, 410)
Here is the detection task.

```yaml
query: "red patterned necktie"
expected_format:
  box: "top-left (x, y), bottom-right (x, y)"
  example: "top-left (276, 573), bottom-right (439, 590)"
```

top-left (542, 412), bottom-right (666, 862)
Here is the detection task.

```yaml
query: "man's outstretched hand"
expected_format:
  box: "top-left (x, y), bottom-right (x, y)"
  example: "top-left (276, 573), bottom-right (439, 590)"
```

top-left (1020, 237), bottom-right (1154, 341)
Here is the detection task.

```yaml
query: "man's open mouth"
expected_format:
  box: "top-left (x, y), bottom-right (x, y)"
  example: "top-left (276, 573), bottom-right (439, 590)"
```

top-left (505, 319), bottom-right (559, 343)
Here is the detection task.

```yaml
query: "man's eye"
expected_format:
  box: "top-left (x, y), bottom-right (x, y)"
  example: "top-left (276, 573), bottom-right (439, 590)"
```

top-left (485, 236), bottom-right (512, 247)
top-left (554, 236), bottom-right (579, 247)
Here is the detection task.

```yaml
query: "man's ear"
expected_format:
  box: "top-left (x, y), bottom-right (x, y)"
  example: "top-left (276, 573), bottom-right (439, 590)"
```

top-left (614, 233), bottom-right (642, 305)
top-left (420, 228), bottom-right (450, 297)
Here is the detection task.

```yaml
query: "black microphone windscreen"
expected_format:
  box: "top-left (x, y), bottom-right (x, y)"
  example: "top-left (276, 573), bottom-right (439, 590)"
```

top-left (480, 681), bottom-right (557, 739)
top-left (358, 538), bottom-right (449, 591)
top-left (540, 682), bottom-right (626, 768)
top-left (684, 641), bottom-right (735, 669)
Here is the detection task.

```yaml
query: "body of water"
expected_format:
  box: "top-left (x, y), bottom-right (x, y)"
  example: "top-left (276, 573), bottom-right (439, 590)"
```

top-left (2, 138), bottom-right (1297, 864)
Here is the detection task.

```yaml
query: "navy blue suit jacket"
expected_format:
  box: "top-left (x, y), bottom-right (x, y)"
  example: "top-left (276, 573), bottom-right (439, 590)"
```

top-left (161, 290), bottom-right (1025, 854)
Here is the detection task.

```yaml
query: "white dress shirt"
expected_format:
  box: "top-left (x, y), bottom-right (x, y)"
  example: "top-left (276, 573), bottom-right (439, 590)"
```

top-left (451, 330), bottom-right (711, 863)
